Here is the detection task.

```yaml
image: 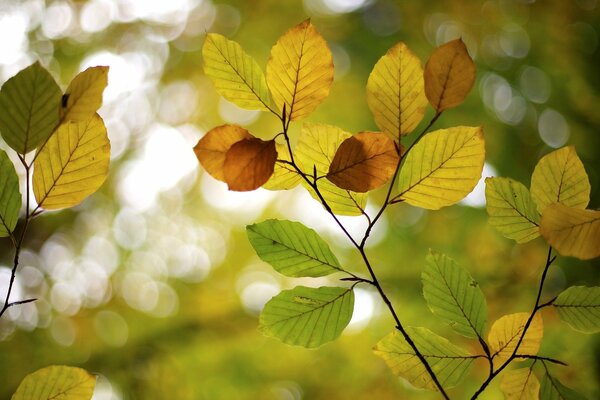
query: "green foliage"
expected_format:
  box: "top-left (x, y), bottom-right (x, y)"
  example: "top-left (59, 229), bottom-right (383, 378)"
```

top-left (553, 286), bottom-right (600, 333)
top-left (0, 149), bottom-right (21, 237)
top-left (540, 371), bottom-right (587, 400)
top-left (12, 365), bottom-right (96, 400)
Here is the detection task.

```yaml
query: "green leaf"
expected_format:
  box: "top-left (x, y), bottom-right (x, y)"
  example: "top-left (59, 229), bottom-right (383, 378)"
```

top-left (422, 251), bottom-right (487, 338)
top-left (500, 368), bottom-right (540, 400)
top-left (12, 365), bottom-right (96, 400)
top-left (485, 177), bottom-right (540, 243)
top-left (259, 286), bottom-right (354, 348)
top-left (540, 372), bottom-right (587, 400)
top-left (0, 149), bottom-right (21, 237)
top-left (0, 62), bottom-right (62, 154)
top-left (373, 327), bottom-right (474, 390)
top-left (247, 219), bottom-right (345, 277)
top-left (203, 33), bottom-right (274, 112)
top-left (553, 286), bottom-right (600, 333)
top-left (530, 146), bottom-right (590, 214)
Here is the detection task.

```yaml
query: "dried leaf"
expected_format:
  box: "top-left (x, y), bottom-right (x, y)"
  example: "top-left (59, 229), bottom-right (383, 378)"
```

top-left (223, 138), bottom-right (277, 191)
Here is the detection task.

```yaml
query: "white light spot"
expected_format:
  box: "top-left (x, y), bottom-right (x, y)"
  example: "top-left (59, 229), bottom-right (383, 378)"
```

top-left (519, 66), bottom-right (551, 104)
top-left (346, 288), bottom-right (375, 332)
top-left (218, 98), bottom-right (260, 125)
top-left (0, 11), bottom-right (28, 66)
top-left (94, 311), bottom-right (129, 347)
top-left (538, 109), bottom-right (570, 148)
top-left (80, 0), bottom-right (117, 33)
top-left (461, 163), bottom-right (499, 208)
top-left (41, 1), bottom-right (74, 39)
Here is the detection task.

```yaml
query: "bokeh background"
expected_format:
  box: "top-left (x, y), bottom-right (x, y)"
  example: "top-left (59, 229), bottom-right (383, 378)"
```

top-left (0, 0), bottom-right (599, 399)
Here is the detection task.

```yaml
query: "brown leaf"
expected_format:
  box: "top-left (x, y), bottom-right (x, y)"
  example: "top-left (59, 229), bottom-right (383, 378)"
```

top-left (424, 38), bottom-right (476, 112)
top-left (326, 132), bottom-right (400, 193)
top-left (223, 138), bottom-right (277, 191)
top-left (193, 124), bottom-right (252, 181)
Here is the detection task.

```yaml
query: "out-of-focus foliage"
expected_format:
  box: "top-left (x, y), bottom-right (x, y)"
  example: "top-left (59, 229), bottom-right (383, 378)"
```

top-left (0, 0), bottom-right (599, 399)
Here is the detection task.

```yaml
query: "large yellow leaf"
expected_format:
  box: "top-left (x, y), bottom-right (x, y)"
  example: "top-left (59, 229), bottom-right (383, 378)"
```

top-left (540, 203), bottom-right (600, 260)
top-left (193, 124), bottom-right (252, 182)
top-left (266, 19), bottom-right (334, 121)
top-left (263, 143), bottom-right (302, 190)
top-left (295, 123), bottom-right (366, 216)
top-left (61, 66), bottom-right (108, 123)
top-left (203, 33), bottom-right (274, 112)
top-left (33, 114), bottom-right (110, 210)
top-left (488, 313), bottom-right (543, 367)
top-left (327, 131), bottom-right (399, 193)
top-left (396, 126), bottom-right (485, 209)
top-left (530, 146), bottom-right (590, 214)
top-left (424, 39), bottom-right (476, 112)
top-left (223, 138), bottom-right (277, 191)
top-left (366, 42), bottom-right (427, 139)
top-left (12, 365), bottom-right (96, 400)
top-left (500, 368), bottom-right (540, 400)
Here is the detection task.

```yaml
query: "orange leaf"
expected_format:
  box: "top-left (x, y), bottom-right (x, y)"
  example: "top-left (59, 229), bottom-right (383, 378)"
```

top-left (223, 138), bottom-right (277, 191)
top-left (327, 132), bottom-right (400, 193)
top-left (193, 124), bottom-right (252, 181)
top-left (424, 39), bottom-right (475, 112)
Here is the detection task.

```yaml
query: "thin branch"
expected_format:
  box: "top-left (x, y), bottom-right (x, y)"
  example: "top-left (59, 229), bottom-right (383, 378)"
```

top-left (515, 354), bottom-right (567, 366)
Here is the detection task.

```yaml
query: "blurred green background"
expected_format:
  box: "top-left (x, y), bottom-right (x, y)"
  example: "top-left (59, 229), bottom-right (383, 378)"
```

top-left (0, 0), bottom-right (599, 399)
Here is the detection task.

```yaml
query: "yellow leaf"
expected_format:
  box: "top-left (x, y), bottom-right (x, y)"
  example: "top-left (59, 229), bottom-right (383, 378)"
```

top-left (12, 365), bottom-right (96, 400)
top-left (263, 143), bottom-right (302, 190)
top-left (193, 124), bottom-right (252, 182)
top-left (295, 123), bottom-right (366, 216)
top-left (203, 33), bottom-right (274, 112)
top-left (223, 138), bottom-right (277, 191)
top-left (424, 39), bottom-right (476, 112)
top-left (366, 42), bottom-right (427, 139)
top-left (396, 126), bottom-right (485, 209)
top-left (266, 19), bottom-right (334, 121)
top-left (33, 114), bottom-right (110, 210)
top-left (61, 66), bottom-right (109, 123)
top-left (540, 203), bottom-right (600, 260)
top-left (530, 146), bottom-right (590, 214)
top-left (488, 313), bottom-right (543, 367)
top-left (500, 368), bottom-right (540, 400)
top-left (327, 131), bottom-right (399, 193)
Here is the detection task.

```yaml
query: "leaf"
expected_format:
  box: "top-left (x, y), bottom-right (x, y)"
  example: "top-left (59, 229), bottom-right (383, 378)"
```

top-left (0, 149), bottom-right (21, 237)
top-left (373, 327), bottom-right (474, 390)
top-left (61, 66), bottom-right (109, 123)
top-left (366, 42), bottom-right (428, 139)
top-left (539, 204), bottom-right (600, 260)
top-left (223, 138), bottom-right (277, 191)
top-left (500, 368), bottom-right (540, 400)
top-left (295, 123), bottom-right (366, 216)
top-left (262, 142), bottom-right (302, 190)
top-left (553, 286), bottom-right (600, 333)
top-left (488, 313), bottom-right (543, 366)
top-left (203, 33), bottom-right (274, 112)
top-left (246, 219), bottom-right (345, 277)
top-left (326, 131), bottom-right (399, 193)
top-left (33, 114), bottom-right (110, 210)
top-left (530, 146), bottom-right (590, 214)
top-left (424, 38), bottom-right (476, 112)
top-left (259, 285), bottom-right (354, 348)
top-left (193, 124), bottom-right (252, 182)
top-left (396, 126), bottom-right (485, 209)
top-left (485, 177), bottom-right (541, 243)
top-left (540, 372), bottom-right (587, 400)
top-left (12, 365), bottom-right (96, 400)
top-left (422, 251), bottom-right (487, 339)
top-left (266, 19), bottom-right (333, 121)
top-left (0, 62), bottom-right (62, 154)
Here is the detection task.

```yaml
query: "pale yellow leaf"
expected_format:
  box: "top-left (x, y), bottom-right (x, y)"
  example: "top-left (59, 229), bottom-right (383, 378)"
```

top-left (295, 123), bottom-right (366, 216)
top-left (266, 19), bottom-right (334, 121)
top-left (530, 146), bottom-right (590, 214)
top-left (203, 33), bottom-right (274, 112)
top-left (33, 114), bottom-right (110, 210)
top-left (12, 365), bottom-right (96, 400)
top-left (540, 203), bottom-right (600, 260)
top-left (62, 66), bottom-right (108, 123)
top-left (396, 126), bottom-right (485, 209)
top-left (263, 142), bottom-right (302, 190)
top-left (500, 368), bottom-right (540, 400)
top-left (366, 42), bottom-right (427, 139)
top-left (424, 38), bottom-right (476, 112)
top-left (488, 313), bottom-right (543, 367)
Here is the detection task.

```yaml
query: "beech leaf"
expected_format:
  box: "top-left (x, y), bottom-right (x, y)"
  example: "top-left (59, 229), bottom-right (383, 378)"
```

top-left (553, 286), bottom-right (600, 333)
top-left (223, 137), bottom-right (277, 191)
top-left (0, 149), bottom-right (21, 237)
top-left (488, 312), bottom-right (543, 367)
top-left (540, 372), bottom-right (587, 400)
top-left (500, 368), bottom-right (540, 400)
top-left (61, 66), bottom-right (109, 123)
top-left (262, 143), bottom-right (302, 190)
top-left (12, 365), bottom-right (96, 400)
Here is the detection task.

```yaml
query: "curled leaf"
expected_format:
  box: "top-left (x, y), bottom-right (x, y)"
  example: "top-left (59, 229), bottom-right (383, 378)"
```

top-left (223, 138), bottom-right (277, 191)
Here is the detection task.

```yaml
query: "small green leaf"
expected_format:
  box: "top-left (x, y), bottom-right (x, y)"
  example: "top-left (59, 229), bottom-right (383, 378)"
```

top-left (0, 149), bottom-right (21, 237)
top-left (485, 177), bottom-right (540, 243)
top-left (247, 219), bottom-right (345, 277)
top-left (12, 365), bottom-right (96, 400)
top-left (374, 327), bottom-right (474, 390)
top-left (422, 251), bottom-right (487, 338)
top-left (0, 62), bottom-right (62, 154)
top-left (259, 286), bottom-right (354, 348)
top-left (540, 372), bottom-right (587, 400)
top-left (553, 286), bottom-right (600, 333)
